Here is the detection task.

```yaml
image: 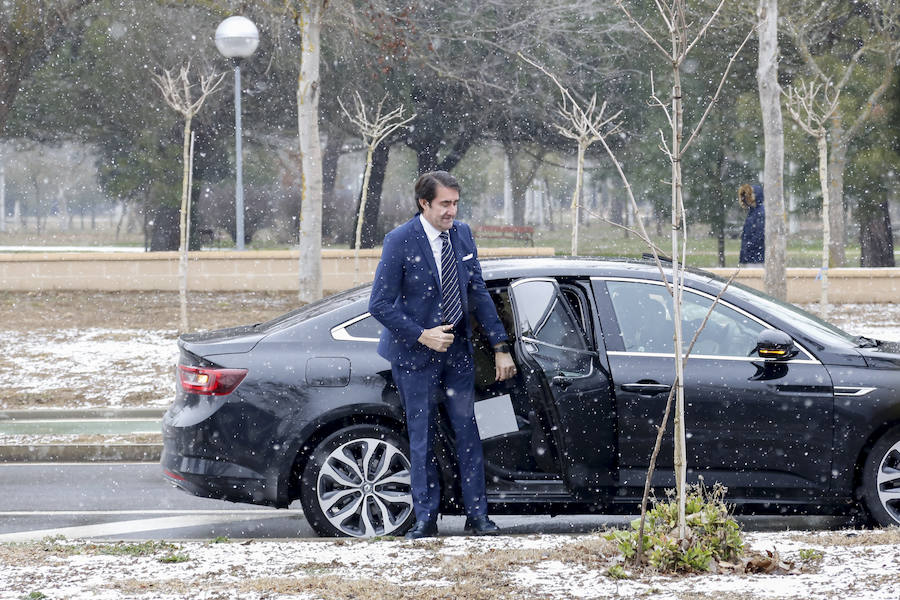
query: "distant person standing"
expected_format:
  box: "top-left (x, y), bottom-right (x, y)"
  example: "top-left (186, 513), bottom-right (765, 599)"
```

top-left (739, 183), bottom-right (765, 265)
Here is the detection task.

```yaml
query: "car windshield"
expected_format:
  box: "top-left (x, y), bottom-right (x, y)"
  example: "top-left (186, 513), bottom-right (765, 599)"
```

top-left (723, 279), bottom-right (858, 347)
top-left (254, 286), bottom-right (372, 332)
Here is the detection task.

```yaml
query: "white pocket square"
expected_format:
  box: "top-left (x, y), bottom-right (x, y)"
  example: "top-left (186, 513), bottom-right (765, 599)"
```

top-left (462, 253), bottom-right (474, 261)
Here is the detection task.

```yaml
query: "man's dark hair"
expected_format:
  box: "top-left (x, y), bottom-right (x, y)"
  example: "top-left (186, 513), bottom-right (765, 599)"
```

top-left (415, 170), bottom-right (460, 213)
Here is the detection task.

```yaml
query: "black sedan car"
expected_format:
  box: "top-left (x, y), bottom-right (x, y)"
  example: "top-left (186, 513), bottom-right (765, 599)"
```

top-left (161, 257), bottom-right (900, 537)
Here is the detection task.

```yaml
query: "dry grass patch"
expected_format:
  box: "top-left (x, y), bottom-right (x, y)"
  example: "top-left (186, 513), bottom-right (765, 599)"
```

top-left (241, 574), bottom-right (525, 600)
top-left (0, 541), bottom-right (81, 566)
top-left (0, 390), bottom-right (94, 408)
top-left (102, 578), bottom-right (195, 596)
top-left (787, 527), bottom-right (900, 547)
top-left (0, 290), bottom-right (300, 333)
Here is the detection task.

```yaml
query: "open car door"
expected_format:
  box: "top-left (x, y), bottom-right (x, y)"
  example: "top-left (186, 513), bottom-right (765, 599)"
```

top-left (508, 277), bottom-right (617, 500)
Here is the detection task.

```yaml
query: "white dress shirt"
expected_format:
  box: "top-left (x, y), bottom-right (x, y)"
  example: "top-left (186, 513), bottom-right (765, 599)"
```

top-left (419, 214), bottom-right (450, 286)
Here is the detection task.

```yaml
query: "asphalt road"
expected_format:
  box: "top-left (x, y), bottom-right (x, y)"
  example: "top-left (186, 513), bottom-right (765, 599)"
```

top-left (0, 463), bottom-right (853, 542)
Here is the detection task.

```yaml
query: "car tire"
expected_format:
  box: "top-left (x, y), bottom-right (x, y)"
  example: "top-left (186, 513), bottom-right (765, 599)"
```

top-left (298, 424), bottom-right (415, 538)
top-left (860, 424), bottom-right (900, 527)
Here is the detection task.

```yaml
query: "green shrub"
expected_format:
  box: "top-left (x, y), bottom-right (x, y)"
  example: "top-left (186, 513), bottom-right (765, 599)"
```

top-left (606, 482), bottom-right (744, 573)
top-left (158, 553), bottom-right (190, 563)
top-left (605, 564), bottom-right (630, 579)
top-left (93, 541), bottom-right (180, 557)
top-left (798, 548), bottom-right (825, 564)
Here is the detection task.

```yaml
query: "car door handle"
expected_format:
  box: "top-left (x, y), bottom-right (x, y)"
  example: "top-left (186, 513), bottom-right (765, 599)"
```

top-left (552, 375), bottom-right (574, 390)
top-left (621, 382), bottom-right (671, 396)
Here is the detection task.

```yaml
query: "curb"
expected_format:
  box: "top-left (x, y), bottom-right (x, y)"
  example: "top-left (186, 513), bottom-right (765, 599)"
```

top-left (0, 408), bottom-right (166, 463)
top-left (0, 408), bottom-right (166, 420)
top-left (0, 443), bottom-right (162, 463)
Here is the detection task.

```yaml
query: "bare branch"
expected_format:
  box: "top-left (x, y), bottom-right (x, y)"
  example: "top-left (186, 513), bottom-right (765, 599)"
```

top-left (614, 0), bottom-right (673, 62)
top-left (152, 64), bottom-right (226, 120)
top-left (683, 0), bottom-right (727, 57)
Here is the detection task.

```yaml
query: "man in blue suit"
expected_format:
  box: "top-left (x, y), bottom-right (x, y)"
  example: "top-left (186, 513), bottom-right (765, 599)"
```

top-left (369, 170), bottom-right (517, 539)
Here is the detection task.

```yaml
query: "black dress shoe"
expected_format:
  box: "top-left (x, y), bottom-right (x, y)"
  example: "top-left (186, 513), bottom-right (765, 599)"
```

top-left (405, 519), bottom-right (438, 540)
top-left (464, 515), bottom-right (500, 536)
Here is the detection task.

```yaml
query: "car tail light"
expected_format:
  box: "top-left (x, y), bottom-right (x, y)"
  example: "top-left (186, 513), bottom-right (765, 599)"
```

top-left (179, 365), bottom-right (247, 396)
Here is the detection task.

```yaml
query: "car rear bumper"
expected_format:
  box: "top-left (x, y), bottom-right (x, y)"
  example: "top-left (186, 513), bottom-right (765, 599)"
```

top-left (160, 445), bottom-right (287, 508)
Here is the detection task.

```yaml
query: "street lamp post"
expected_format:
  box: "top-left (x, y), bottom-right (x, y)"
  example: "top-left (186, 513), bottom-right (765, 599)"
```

top-left (215, 16), bottom-right (259, 251)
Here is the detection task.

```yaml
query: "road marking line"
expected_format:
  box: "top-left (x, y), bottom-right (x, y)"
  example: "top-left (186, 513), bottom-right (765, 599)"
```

top-left (0, 513), bottom-right (296, 542)
top-left (0, 510), bottom-right (303, 516)
top-left (0, 419), bottom-right (161, 424)
top-left (0, 462), bottom-right (158, 466)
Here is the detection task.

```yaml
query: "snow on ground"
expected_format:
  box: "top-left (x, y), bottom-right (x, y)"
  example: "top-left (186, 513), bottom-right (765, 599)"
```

top-left (0, 328), bottom-right (177, 408)
top-left (1, 530), bottom-right (898, 600)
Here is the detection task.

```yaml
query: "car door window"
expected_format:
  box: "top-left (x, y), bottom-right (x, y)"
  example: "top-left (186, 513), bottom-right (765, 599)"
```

top-left (511, 279), bottom-right (591, 376)
top-left (606, 280), bottom-right (765, 357)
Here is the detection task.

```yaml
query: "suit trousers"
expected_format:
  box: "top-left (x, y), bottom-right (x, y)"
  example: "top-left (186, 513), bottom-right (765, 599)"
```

top-left (391, 334), bottom-right (487, 523)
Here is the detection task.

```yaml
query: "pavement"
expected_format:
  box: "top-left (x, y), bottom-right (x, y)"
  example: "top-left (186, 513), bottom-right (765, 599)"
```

top-left (0, 408), bottom-right (165, 463)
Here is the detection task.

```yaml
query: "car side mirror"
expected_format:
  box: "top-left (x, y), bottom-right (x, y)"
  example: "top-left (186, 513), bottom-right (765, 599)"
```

top-left (755, 329), bottom-right (798, 360)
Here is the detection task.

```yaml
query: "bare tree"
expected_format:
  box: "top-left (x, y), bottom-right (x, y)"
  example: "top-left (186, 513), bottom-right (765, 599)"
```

top-left (286, 0), bottom-right (328, 303)
top-left (612, 0), bottom-right (751, 543)
top-left (757, 0), bottom-right (788, 300)
top-left (525, 0), bottom-right (750, 551)
top-left (338, 92), bottom-right (415, 285)
top-left (519, 54), bottom-right (621, 256)
top-left (786, 0), bottom-right (900, 267)
top-left (783, 79), bottom-right (841, 314)
top-left (152, 64), bottom-right (226, 333)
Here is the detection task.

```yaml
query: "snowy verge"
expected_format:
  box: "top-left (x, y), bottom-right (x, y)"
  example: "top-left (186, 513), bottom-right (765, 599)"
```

top-left (1, 530), bottom-right (898, 600)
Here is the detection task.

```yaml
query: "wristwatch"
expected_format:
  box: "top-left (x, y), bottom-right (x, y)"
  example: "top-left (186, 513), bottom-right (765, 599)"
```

top-left (493, 342), bottom-right (511, 353)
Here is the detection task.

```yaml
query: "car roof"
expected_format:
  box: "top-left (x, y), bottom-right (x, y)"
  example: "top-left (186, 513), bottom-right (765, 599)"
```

top-left (479, 256), bottom-right (719, 286)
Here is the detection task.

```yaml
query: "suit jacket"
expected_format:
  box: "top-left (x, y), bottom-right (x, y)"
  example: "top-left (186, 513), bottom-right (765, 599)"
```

top-left (369, 216), bottom-right (508, 370)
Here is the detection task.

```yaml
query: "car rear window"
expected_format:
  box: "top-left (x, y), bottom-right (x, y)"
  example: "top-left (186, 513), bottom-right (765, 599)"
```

top-left (254, 286), bottom-right (372, 333)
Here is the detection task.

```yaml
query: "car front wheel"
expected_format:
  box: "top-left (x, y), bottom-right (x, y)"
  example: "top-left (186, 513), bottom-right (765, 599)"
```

top-left (298, 424), bottom-right (414, 538)
top-left (860, 424), bottom-right (900, 527)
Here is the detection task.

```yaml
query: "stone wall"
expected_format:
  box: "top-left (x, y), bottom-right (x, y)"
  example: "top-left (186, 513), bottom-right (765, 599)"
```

top-left (0, 248), bottom-right (553, 293)
top-left (0, 250), bottom-right (897, 302)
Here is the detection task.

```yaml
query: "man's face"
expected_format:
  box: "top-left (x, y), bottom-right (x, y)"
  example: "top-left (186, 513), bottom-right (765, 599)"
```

top-left (419, 184), bottom-right (459, 231)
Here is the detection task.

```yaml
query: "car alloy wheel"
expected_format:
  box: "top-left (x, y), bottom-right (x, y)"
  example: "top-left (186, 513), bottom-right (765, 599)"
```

top-left (861, 425), bottom-right (900, 527)
top-left (300, 425), bottom-right (414, 537)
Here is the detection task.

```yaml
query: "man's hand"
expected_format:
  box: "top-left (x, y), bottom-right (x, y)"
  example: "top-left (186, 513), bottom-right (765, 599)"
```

top-left (418, 324), bottom-right (455, 352)
top-left (495, 352), bottom-right (517, 381)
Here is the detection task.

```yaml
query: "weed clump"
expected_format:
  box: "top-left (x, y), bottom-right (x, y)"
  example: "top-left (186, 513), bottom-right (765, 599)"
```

top-left (606, 483), bottom-right (744, 573)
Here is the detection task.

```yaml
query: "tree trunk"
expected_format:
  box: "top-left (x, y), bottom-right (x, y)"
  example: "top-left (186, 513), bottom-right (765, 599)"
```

top-left (715, 144), bottom-right (728, 267)
top-left (817, 135), bottom-right (830, 311)
top-left (178, 120), bottom-right (192, 332)
top-left (757, 0), bottom-right (787, 300)
top-left (858, 197), bottom-right (895, 267)
top-left (351, 140), bottom-right (390, 249)
top-left (827, 127), bottom-right (848, 267)
top-left (353, 145), bottom-right (375, 286)
top-left (571, 142), bottom-right (585, 256)
top-left (296, 0), bottom-right (325, 303)
top-left (503, 141), bottom-right (544, 228)
top-left (321, 132), bottom-right (344, 244)
top-left (149, 203), bottom-right (180, 251)
top-left (437, 135), bottom-right (473, 173)
top-left (0, 160), bottom-right (5, 233)
top-left (670, 44), bottom-right (687, 540)
top-left (413, 133), bottom-right (473, 175)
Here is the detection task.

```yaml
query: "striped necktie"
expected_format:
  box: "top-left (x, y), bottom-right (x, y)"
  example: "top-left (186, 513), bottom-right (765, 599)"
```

top-left (439, 231), bottom-right (463, 326)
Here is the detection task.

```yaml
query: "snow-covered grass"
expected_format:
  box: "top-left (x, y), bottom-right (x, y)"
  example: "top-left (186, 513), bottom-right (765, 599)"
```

top-left (1, 529), bottom-right (898, 600)
top-left (0, 328), bottom-right (177, 408)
